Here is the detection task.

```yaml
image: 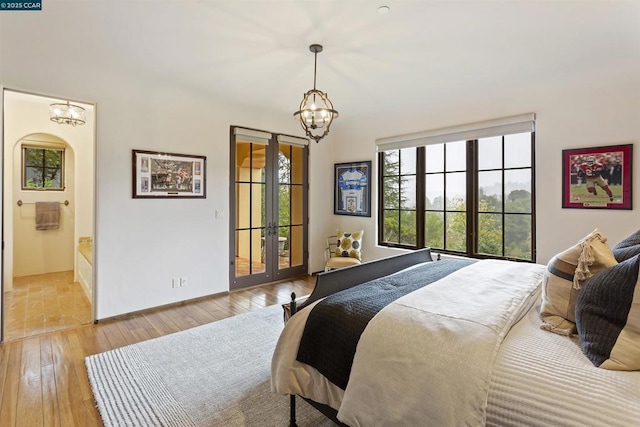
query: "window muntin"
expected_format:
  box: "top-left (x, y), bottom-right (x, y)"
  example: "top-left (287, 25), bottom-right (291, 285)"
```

top-left (378, 132), bottom-right (535, 261)
top-left (22, 146), bottom-right (65, 190)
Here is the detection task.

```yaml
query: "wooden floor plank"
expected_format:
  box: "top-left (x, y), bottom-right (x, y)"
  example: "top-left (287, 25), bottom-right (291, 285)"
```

top-left (96, 321), bottom-right (129, 350)
top-left (0, 341), bottom-right (11, 416)
top-left (42, 364), bottom-right (61, 427)
top-left (50, 332), bottom-right (75, 427)
top-left (40, 334), bottom-right (54, 367)
top-left (15, 337), bottom-right (44, 427)
top-left (0, 275), bottom-right (315, 426)
top-left (0, 340), bottom-right (22, 427)
top-left (62, 330), bottom-right (102, 425)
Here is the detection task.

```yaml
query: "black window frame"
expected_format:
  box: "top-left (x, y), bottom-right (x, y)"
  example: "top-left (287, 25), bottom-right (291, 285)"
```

top-left (378, 133), bottom-right (536, 262)
top-left (21, 145), bottom-right (66, 191)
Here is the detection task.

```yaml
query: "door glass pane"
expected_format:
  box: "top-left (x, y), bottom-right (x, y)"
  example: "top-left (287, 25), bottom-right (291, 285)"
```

top-left (251, 229), bottom-right (265, 274)
top-left (235, 229), bottom-right (250, 277)
top-left (276, 226), bottom-right (290, 270)
top-left (278, 143), bottom-right (304, 272)
top-left (291, 185), bottom-right (303, 224)
top-left (279, 184), bottom-right (291, 226)
top-left (235, 141), bottom-right (267, 278)
top-left (236, 183), bottom-right (250, 229)
top-left (290, 145), bottom-right (304, 185)
top-left (278, 149), bottom-right (291, 184)
top-left (289, 225), bottom-right (303, 268)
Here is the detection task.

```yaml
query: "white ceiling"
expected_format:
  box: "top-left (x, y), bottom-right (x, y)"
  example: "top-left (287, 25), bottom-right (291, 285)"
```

top-left (3, 1), bottom-right (640, 122)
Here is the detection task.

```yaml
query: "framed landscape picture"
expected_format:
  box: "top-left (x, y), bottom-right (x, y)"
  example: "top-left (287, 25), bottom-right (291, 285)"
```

top-left (132, 150), bottom-right (206, 198)
top-left (562, 144), bottom-right (632, 209)
top-left (334, 160), bottom-right (372, 216)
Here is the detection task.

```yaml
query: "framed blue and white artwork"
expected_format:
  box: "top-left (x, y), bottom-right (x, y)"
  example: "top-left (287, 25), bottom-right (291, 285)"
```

top-left (334, 160), bottom-right (371, 216)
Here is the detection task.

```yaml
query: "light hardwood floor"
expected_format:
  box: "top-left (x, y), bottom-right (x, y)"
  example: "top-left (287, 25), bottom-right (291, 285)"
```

top-left (0, 275), bottom-right (315, 427)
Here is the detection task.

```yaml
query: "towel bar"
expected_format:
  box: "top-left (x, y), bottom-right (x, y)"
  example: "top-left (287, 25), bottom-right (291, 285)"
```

top-left (17, 200), bottom-right (69, 207)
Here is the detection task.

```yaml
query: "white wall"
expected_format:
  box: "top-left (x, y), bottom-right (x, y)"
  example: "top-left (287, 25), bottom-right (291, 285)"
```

top-left (12, 134), bottom-right (75, 276)
top-left (326, 74), bottom-right (640, 266)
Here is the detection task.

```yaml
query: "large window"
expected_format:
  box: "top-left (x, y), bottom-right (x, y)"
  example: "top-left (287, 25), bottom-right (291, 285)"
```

top-left (22, 146), bottom-right (65, 190)
top-left (378, 115), bottom-right (535, 261)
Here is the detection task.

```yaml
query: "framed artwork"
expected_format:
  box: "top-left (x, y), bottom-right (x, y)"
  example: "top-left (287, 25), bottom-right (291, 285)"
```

top-left (334, 160), bottom-right (372, 216)
top-left (132, 149), bottom-right (206, 198)
top-left (562, 143), bottom-right (632, 209)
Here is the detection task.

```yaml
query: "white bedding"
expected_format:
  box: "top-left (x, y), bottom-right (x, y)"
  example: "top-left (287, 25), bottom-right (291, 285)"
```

top-left (272, 259), bottom-right (640, 426)
top-left (487, 301), bottom-right (640, 427)
top-left (272, 260), bottom-right (545, 425)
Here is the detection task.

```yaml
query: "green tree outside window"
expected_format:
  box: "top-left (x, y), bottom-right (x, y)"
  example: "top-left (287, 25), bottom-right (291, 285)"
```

top-left (23, 147), bottom-right (64, 190)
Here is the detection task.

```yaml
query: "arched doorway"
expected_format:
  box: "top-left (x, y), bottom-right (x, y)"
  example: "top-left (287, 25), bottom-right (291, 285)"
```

top-left (1, 90), bottom-right (95, 341)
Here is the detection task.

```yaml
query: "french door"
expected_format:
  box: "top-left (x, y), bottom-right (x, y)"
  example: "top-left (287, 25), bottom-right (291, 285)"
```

top-left (230, 127), bottom-right (308, 290)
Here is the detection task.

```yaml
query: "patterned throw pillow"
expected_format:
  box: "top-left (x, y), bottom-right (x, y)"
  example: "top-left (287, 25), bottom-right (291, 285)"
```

top-left (612, 229), bottom-right (640, 262)
top-left (576, 255), bottom-right (640, 370)
top-left (540, 229), bottom-right (618, 336)
top-left (335, 230), bottom-right (363, 261)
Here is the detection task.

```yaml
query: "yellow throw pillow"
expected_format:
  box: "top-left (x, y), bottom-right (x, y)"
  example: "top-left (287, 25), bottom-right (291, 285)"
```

top-left (540, 229), bottom-right (618, 336)
top-left (335, 230), bottom-right (363, 261)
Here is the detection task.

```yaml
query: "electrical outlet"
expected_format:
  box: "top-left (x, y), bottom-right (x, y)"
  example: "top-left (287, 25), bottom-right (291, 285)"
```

top-left (180, 277), bottom-right (188, 287)
top-left (172, 278), bottom-right (180, 288)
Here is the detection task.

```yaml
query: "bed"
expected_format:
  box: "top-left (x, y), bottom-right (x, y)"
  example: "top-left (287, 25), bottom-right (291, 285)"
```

top-left (271, 247), bottom-right (640, 427)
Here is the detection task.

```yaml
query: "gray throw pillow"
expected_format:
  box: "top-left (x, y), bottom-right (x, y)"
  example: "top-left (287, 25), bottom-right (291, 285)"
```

top-left (575, 255), bottom-right (640, 370)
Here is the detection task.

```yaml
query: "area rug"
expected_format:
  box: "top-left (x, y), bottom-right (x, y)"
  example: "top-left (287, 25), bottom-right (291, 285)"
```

top-left (85, 304), bottom-right (334, 427)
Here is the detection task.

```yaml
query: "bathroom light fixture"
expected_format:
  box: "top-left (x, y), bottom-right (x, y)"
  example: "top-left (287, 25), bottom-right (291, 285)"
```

top-left (49, 101), bottom-right (86, 126)
top-left (293, 44), bottom-right (338, 143)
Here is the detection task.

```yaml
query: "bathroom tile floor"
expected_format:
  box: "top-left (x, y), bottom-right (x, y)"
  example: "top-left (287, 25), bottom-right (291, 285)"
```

top-left (3, 270), bottom-right (92, 341)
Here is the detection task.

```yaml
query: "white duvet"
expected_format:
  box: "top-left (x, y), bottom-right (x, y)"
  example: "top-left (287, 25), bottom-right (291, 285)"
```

top-left (272, 260), bottom-right (545, 426)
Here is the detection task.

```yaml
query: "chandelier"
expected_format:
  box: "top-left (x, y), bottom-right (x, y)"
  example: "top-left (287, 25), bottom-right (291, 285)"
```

top-left (293, 44), bottom-right (338, 143)
top-left (49, 101), bottom-right (86, 126)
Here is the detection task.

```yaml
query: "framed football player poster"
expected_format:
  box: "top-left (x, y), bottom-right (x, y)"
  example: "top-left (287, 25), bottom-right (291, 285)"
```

top-left (334, 161), bottom-right (372, 216)
top-left (562, 144), bottom-right (632, 209)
